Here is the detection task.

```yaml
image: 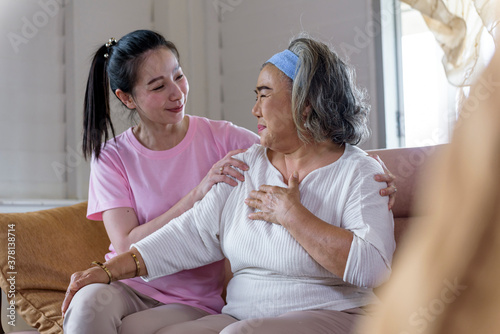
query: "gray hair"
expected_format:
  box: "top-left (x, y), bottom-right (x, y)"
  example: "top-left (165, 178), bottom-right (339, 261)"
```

top-left (284, 37), bottom-right (370, 145)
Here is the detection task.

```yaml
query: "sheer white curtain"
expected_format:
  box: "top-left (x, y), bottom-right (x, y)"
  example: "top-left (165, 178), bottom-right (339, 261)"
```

top-left (0, 0), bottom-right (67, 199)
top-left (401, 0), bottom-right (499, 86)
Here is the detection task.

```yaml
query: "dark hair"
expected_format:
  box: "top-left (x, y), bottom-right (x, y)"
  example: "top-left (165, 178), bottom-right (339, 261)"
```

top-left (276, 36), bottom-right (370, 145)
top-left (82, 30), bottom-right (179, 160)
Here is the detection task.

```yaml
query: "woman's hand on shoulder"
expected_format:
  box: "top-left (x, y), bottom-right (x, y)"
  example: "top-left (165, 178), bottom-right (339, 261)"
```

top-left (369, 154), bottom-right (397, 210)
top-left (61, 266), bottom-right (110, 317)
top-left (193, 148), bottom-right (250, 201)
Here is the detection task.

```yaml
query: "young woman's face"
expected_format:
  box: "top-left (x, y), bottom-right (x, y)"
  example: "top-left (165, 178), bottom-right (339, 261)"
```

top-left (127, 47), bottom-right (189, 126)
top-left (252, 64), bottom-right (302, 152)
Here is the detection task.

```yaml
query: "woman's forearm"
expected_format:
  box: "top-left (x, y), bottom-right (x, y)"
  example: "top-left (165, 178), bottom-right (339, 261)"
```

top-left (111, 153), bottom-right (249, 253)
top-left (105, 247), bottom-right (148, 280)
top-left (106, 189), bottom-right (200, 254)
top-left (281, 205), bottom-right (353, 277)
top-left (62, 247), bottom-right (148, 315)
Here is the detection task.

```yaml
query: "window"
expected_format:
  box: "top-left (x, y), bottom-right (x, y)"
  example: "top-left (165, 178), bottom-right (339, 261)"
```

top-left (399, 3), bottom-right (459, 147)
top-left (394, 2), bottom-right (495, 148)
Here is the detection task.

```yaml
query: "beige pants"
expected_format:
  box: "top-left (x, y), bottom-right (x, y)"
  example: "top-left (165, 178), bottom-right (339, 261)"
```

top-left (155, 307), bottom-right (367, 334)
top-left (63, 281), bottom-right (210, 334)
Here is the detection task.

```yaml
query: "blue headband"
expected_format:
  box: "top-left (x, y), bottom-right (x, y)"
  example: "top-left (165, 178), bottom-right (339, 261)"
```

top-left (266, 49), bottom-right (300, 80)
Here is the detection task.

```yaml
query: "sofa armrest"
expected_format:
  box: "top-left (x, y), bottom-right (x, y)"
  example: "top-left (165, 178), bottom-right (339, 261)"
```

top-left (0, 202), bottom-right (110, 333)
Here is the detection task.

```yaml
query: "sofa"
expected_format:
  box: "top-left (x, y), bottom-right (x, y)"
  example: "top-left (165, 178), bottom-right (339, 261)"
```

top-left (0, 145), bottom-right (442, 334)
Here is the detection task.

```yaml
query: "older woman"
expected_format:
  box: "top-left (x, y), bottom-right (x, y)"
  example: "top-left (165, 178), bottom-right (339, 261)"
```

top-left (63, 37), bottom-right (395, 334)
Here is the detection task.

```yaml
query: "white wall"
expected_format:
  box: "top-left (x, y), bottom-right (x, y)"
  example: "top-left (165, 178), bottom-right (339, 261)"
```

top-left (216, 0), bottom-right (380, 150)
top-left (152, 0), bottom-right (222, 121)
top-left (153, 0), bottom-right (382, 148)
top-left (64, 0), bottom-right (154, 199)
top-left (1, 0), bottom-right (383, 202)
top-left (0, 0), bottom-right (66, 199)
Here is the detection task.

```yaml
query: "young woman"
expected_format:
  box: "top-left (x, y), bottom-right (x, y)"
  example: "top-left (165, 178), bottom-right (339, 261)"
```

top-left (63, 30), bottom-right (397, 334)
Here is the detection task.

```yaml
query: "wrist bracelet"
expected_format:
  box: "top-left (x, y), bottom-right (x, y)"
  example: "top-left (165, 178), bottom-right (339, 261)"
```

top-left (131, 253), bottom-right (140, 277)
top-left (91, 261), bottom-right (112, 284)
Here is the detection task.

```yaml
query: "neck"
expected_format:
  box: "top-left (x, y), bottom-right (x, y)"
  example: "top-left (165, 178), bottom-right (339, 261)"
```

top-left (269, 141), bottom-right (345, 184)
top-left (133, 116), bottom-right (189, 151)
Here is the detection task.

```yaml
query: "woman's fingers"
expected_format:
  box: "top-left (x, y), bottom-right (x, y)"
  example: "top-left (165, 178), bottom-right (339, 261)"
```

top-left (387, 188), bottom-right (396, 211)
top-left (369, 154), bottom-right (397, 210)
top-left (194, 149), bottom-right (250, 200)
top-left (61, 272), bottom-right (82, 316)
top-left (218, 173), bottom-right (239, 187)
top-left (217, 149), bottom-right (250, 183)
top-left (224, 149), bottom-right (250, 170)
top-left (61, 267), bottom-right (110, 316)
top-left (248, 211), bottom-right (267, 221)
top-left (374, 173), bottom-right (395, 184)
top-left (219, 163), bottom-right (245, 182)
top-left (244, 190), bottom-right (262, 210)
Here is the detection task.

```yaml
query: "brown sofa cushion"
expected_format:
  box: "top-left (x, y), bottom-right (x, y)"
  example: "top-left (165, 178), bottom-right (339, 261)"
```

top-left (0, 202), bottom-right (110, 333)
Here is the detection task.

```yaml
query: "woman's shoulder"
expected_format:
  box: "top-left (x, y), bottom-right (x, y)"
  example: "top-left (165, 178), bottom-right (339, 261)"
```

top-left (92, 128), bottom-right (133, 164)
top-left (189, 115), bottom-right (232, 131)
top-left (190, 115), bottom-right (258, 139)
top-left (232, 143), bottom-right (266, 164)
top-left (342, 144), bottom-right (384, 174)
top-left (188, 115), bottom-right (259, 153)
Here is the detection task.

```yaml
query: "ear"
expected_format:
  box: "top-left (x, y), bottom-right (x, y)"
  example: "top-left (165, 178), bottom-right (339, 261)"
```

top-left (115, 89), bottom-right (136, 109)
top-left (302, 104), bottom-right (312, 120)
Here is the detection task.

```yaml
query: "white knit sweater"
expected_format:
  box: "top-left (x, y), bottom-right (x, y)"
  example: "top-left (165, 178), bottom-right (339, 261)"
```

top-left (133, 144), bottom-right (395, 320)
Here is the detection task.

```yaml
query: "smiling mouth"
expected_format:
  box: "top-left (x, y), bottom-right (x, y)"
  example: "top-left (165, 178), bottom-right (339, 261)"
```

top-left (167, 105), bottom-right (184, 113)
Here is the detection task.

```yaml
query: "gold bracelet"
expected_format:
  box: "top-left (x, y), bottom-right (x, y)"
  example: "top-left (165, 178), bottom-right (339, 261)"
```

top-left (91, 261), bottom-right (113, 284)
top-left (131, 253), bottom-right (140, 277)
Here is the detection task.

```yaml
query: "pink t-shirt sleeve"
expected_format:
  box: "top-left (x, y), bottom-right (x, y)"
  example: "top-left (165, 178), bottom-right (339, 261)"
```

top-left (87, 150), bottom-right (133, 221)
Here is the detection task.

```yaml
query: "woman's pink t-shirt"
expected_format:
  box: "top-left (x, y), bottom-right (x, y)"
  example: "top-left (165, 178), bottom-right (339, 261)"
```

top-left (87, 115), bottom-right (259, 314)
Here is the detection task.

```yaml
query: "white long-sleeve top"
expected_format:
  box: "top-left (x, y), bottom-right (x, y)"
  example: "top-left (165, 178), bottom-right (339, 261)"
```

top-left (133, 143), bottom-right (395, 320)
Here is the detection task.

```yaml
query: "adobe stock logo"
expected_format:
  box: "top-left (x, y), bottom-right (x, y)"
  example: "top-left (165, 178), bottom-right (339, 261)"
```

top-left (7, 0), bottom-right (64, 54)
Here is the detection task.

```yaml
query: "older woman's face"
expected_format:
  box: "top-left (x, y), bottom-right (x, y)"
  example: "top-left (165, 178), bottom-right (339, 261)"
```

top-left (252, 65), bottom-right (302, 152)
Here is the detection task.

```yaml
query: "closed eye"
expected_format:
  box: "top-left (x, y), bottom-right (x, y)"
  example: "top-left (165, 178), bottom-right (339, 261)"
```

top-left (153, 85), bottom-right (164, 91)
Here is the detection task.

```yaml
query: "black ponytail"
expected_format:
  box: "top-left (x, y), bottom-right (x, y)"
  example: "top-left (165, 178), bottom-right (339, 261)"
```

top-left (82, 44), bottom-right (116, 160)
top-left (82, 30), bottom-right (180, 160)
